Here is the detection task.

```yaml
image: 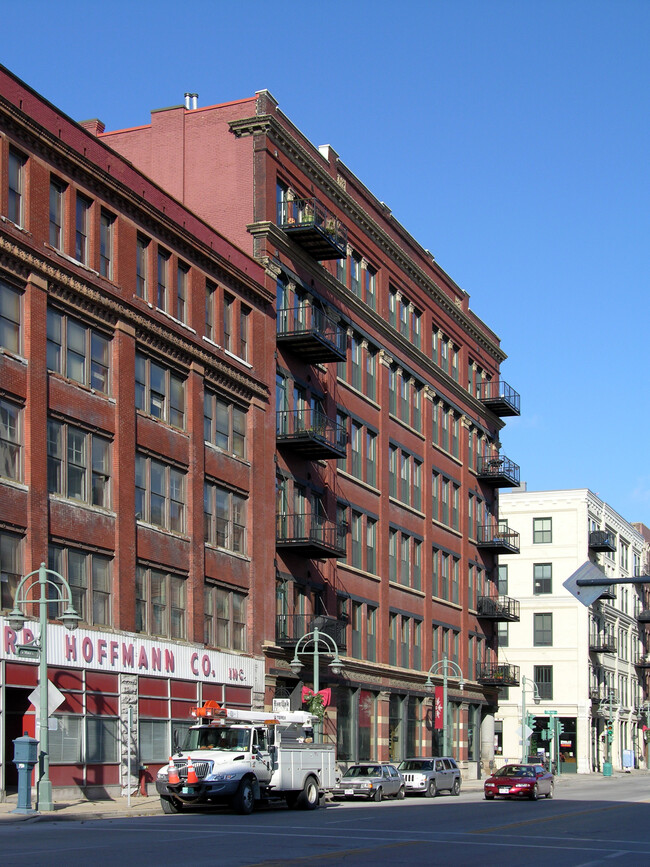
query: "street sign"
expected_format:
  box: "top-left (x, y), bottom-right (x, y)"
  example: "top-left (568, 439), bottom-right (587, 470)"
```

top-left (563, 561), bottom-right (612, 606)
top-left (516, 724), bottom-right (533, 742)
top-left (28, 680), bottom-right (66, 718)
top-left (544, 710), bottom-right (558, 715)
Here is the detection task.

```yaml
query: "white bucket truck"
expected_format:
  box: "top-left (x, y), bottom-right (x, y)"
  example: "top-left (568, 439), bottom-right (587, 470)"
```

top-left (156, 700), bottom-right (337, 814)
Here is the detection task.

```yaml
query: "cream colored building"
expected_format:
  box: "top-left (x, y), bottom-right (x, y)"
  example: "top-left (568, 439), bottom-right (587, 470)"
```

top-left (496, 489), bottom-right (647, 774)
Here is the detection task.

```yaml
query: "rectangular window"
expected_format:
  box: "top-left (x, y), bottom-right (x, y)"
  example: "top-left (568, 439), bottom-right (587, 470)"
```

top-left (157, 249), bottom-right (169, 310)
top-left (0, 279), bottom-right (21, 354)
top-left (8, 149), bottom-right (26, 226)
top-left (176, 262), bottom-right (188, 322)
top-left (367, 606), bottom-right (377, 662)
top-left (366, 517), bottom-right (377, 574)
top-left (534, 665), bottom-right (553, 700)
top-left (365, 265), bottom-right (376, 309)
top-left (49, 544), bottom-right (112, 626)
top-left (204, 391), bottom-right (246, 457)
top-left (350, 511), bottom-right (362, 569)
top-left (366, 429), bottom-right (377, 487)
top-left (0, 530), bottom-right (22, 609)
top-left (136, 565), bottom-right (186, 639)
top-left (99, 210), bottom-right (114, 279)
top-left (135, 454), bottom-right (185, 533)
top-left (239, 306), bottom-right (250, 361)
top-left (533, 563), bottom-right (552, 594)
top-left (533, 517), bottom-right (552, 544)
top-left (135, 353), bottom-right (185, 428)
top-left (49, 178), bottom-right (65, 250)
top-left (0, 397), bottom-right (21, 482)
top-left (223, 292), bottom-right (233, 351)
top-left (497, 564), bottom-right (508, 594)
top-left (350, 254), bottom-right (361, 297)
top-left (47, 419), bottom-right (111, 508)
top-left (75, 195), bottom-right (91, 264)
top-left (534, 613), bottom-right (553, 646)
top-left (497, 622), bottom-right (509, 648)
top-left (204, 480), bottom-right (247, 554)
top-left (205, 281), bottom-right (216, 340)
top-left (47, 308), bottom-right (110, 393)
top-left (204, 583), bottom-right (247, 650)
top-left (366, 347), bottom-right (376, 400)
top-left (136, 235), bottom-right (149, 299)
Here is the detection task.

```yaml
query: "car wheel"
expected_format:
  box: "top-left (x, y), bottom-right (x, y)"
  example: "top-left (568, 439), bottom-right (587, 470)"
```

top-left (232, 778), bottom-right (255, 815)
top-left (425, 779), bottom-right (437, 798)
top-left (484, 793), bottom-right (494, 800)
top-left (372, 787), bottom-right (383, 802)
top-left (451, 778), bottom-right (461, 796)
top-left (160, 796), bottom-right (183, 814)
top-left (529, 784), bottom-right (539, 801)
top-left (396, 785), bottom-right (405, 800)
top-left (296, 776), bottom-right (320, 811)
top-left (546, 782), bottom-right (554, 799)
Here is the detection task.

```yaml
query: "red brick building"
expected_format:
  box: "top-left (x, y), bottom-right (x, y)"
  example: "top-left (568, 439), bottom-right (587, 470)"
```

top-left (0, 67), bottom-right (273, 798)
top-left (103, 90), bottom-right (522, 775)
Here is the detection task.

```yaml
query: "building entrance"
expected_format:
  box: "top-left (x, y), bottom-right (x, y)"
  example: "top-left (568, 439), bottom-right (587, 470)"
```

top-left (3, 687), bottom-right (34, 790)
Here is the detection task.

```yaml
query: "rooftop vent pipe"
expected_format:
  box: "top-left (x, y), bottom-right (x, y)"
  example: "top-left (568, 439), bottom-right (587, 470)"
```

top-left (184, 93), bottom-right (199, 110)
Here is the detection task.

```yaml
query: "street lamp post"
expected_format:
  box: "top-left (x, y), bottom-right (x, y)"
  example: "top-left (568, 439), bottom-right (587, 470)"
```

top-left (603, 689), bottom-right (616, 776)
top-left (520, 675), bottom-right (541, 763)
top-left (8, 563), bottom-right (81, 812)
top-left (290, 627), bottom-right (343, 741)
top-left (425, 656), bottom-right (464, 757)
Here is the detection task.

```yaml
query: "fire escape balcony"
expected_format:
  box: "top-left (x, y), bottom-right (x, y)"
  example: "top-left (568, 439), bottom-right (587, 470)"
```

top-left (476, 454), bottom-right (521, 488)
top-left (277, 409), bottom-right (347, 460)
top-left (478, 379), bottom-right (520, 417)
top-left (476, 662), bottom-right (520, 687)
top-left (278, 197), bottom-right (348, 260)
top-left (477, 595), bottom-right (521, 622)
top-left (277, 304), bottom-right (347, 363)
top-left (590, 688), bottom-right (617, 704)
top-left (637, 609), bottom-right (650, 622)
top-left (634, 652), bottom-right (650, 668)
top-left (276, 513), bottom-right (347, 559)
top-left (477, 523), bottom-right (520, 554)
top-left (275, 613), bottom-right (347, 653)
top-left (589, 530), bottom-right (617, 553)
top-left (589, 634), bottom-right (617, 654)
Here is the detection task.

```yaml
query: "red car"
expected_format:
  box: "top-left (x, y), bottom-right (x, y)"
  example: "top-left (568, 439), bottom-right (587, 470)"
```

top-left (484, 764), bottom-right (554, 800)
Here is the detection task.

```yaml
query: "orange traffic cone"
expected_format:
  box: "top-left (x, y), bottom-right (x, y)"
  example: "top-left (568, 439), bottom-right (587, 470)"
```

top-left (167, 757), bottom-right (180, 786)
top-left (186, 756), bottom-right (198, 785)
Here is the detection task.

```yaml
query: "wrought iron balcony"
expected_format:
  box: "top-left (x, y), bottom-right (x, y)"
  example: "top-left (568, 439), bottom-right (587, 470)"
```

top-left (638, 609), bottom-right (650, 622)
top-left (276, 512), bottom-right (347, 559)
top-left (597, 584), bottom-right (617, 601)
top-left (476, 454), bottom-right (520, 488)
top-left (276, 409), bottom-right (347, 460)
top-left (278, 197), bottom-right (348, 260)
top-left (477, 523), bottom-right (520, 554)
top-left (589, 634), bottom-right (617, 654)
top-left (634, 652), bottom-right (650, 668)
top-left (477, 595), bottom-right (521, 622)
top-left (275, 613), bottom-right (347, 652)
top-left (476, 662), bottom-right (520, 686)
top-left (589, 530), bottom-right (616, 553)
top-left (478, 379), bottom-right (520, 417)
top-left (590, 687), bottom-right (617, 704)
top-left (276, 304), bottom-right (347, 363)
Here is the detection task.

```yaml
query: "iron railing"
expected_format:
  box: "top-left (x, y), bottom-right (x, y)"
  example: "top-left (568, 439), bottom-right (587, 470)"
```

top-left (275, 613), bottom-right (347, 652)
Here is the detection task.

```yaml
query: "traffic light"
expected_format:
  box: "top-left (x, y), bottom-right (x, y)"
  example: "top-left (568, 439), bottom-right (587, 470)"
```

top-left (606, 722), bottom-right (613, 743)
top-left (556, 721), bottom-right (564, 736)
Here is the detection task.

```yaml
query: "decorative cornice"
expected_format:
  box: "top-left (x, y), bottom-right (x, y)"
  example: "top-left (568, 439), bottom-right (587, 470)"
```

top-left (230, 113), bottom-right (506, 363)
top-left (0, 233), bottom-right (269, 403)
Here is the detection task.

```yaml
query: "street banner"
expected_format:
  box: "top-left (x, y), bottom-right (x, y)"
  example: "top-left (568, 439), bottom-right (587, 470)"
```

top-left (434, 686), bottom-right (444, 729)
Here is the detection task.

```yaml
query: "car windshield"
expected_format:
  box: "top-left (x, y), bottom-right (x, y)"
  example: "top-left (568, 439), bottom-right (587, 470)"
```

top-left (497, 765), bottom-right (534, 778)
top-left (398, 760), bottom-right (433, 771)
top-left (344, 766), bottom-right (381, 778)
top-left (182, 726), bottom-right (251, 752)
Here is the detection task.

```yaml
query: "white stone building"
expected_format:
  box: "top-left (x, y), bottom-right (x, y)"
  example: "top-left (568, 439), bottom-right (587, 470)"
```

top-left (496, 489), bottom-right (648, 774)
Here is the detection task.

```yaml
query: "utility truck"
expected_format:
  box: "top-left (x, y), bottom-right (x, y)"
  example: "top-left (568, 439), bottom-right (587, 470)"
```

top-left (156, 700), bottom-right (337, 814)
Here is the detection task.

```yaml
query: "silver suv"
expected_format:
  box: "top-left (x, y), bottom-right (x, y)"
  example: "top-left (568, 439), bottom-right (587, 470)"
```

top-left (398, 757), bottom-right (461, 797)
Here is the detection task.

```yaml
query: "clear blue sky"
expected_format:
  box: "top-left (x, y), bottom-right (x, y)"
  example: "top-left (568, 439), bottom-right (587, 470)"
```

top-left (4, 0), bottom-right (649, 523)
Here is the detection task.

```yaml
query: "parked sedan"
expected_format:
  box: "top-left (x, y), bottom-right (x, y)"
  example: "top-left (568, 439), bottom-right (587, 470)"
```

top-left (484, 764), bottom-right (554, 800)
top-left (398, 757), bottom-right (461, 797)
top-left (332, 763), bottom-right (405, 802)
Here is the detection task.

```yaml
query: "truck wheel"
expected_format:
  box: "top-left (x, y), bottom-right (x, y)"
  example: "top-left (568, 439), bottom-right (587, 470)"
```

top-left (232, 778), bottom-right (255, 815)
top-left (160, 796), bottom-right (183, 814)
top-left (296, 776), bottom-right (320, 810)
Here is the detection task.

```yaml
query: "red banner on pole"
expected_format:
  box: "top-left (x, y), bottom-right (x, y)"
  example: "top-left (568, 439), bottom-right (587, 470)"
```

top-left (434, 686), bottom-right (444, 729)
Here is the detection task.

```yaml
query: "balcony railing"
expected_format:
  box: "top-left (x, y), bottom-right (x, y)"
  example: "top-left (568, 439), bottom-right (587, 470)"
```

top-left (589, 634), bottom-right (617, 654)
top-left (275, 613), bottom-right (347, 652)
top-left (476, 454), bottom-right (521, 488)
top-left (638, 609), bottom-right (650, 623)
top-left (589, 530), bottom-right (616, 553)
top-left (277, 304), bottom-right (347, 363)
top-left (478, 379), bottom-right (520, 417)
top-left (476, 662), bottom-right (520, 686)
top-left (477, 523), bottom-right (520, 554)
top-left (276, 409), bottom-right (347, 460)
top-left (477, 595), bottom-right (521, 622)
top-left (276, 513), bottom-right (347, 559)
top-left (278, 196), bottom-right (348, 260)
top-left (634, 652), bottom-right (650, 668)
top-left (590, 688), bottom-right (617, 704)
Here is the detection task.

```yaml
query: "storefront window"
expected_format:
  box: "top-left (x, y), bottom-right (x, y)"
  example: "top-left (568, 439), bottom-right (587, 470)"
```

top-left (86, 717), bottom-right (119, 763)
top-left (467, 704), bottom-right (479, 761)
top-left (406, 697), bottom-right (421, 756)
top-left (358, 690), bottom-right (375, 761)
top-left (336, 688), bottom-right (353, 761)
top-left (49, 715), bottom-right (82, 763)
top-left (389, 694), bottom-right (403, 762)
